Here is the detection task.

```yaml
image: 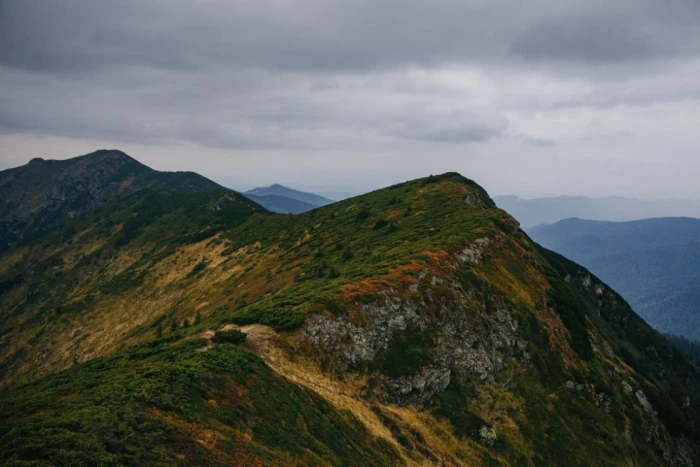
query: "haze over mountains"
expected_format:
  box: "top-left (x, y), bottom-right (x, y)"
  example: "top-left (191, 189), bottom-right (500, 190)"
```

top-left (243, 184), bottom-right (334, 214)
top-left (530, 217), bottom-right (700, 339)
top-left (245, 184), bottom-right (335, 208)
top-left (496, 195), bottom-right (700, 229)
top-left (1, 151), bottom-right (699, 465)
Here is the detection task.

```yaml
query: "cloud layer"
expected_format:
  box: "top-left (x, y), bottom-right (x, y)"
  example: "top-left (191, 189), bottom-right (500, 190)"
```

top-left (1, 0), bottom-right (699, 197)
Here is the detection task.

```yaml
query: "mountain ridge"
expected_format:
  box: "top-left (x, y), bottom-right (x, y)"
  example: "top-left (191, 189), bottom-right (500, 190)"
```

top-left (0, 163), bottom-right (699, 465)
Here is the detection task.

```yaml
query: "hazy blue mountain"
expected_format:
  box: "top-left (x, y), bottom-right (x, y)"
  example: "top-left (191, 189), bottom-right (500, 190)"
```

top-left (636, 283), bottom-right (700, 340)
top-left (497, 195), bottom-right (700, 228)
top-left (243, 193), bottom-right (318, 214)
top-left (528, 217), bottom-right (700, 263)
top-left (245, 184), bottom-right (334, 207)
top-left (529, 217), bottom-right (700, 339)
top-left (662, 333), bottom-right (700, 365)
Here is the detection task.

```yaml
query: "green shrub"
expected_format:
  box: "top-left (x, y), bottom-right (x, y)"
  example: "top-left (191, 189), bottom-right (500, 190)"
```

top-left (355, 208), bottom-right (370, 222)
top-left (373, 219), bottom-right (389, 230)
top-left (211, 330), bottom-right (247, 345)
top-left (187, 260), bottom-right (208, 278)
top-left (376, 323), bottom-right (432, 377)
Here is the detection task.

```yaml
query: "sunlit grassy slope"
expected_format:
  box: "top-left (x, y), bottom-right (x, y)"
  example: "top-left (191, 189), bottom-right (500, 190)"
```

top-left (1, 173), bottom-right (699, 466)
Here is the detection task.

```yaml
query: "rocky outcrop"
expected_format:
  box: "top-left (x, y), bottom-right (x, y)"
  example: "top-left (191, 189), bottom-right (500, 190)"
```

top-left (304, 295), bottom-right (426, 367)
top-left (437, 306), bottom-right (527, 381)
top-left (380, 366), bottom-right (452, 405)
top-left (303, 235), bottom-right (530, 405)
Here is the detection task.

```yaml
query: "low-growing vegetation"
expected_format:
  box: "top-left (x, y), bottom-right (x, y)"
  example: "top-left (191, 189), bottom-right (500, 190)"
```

top-left (1, 171), bottom-right (700, 466)
top-left (0, 338), bottom-right (401, 466)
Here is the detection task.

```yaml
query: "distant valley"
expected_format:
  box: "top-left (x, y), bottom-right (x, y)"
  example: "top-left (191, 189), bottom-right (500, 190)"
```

top-left (529, 217), bottom-right (700, 339)
top-left (496, 195), bottom-right (700, 228)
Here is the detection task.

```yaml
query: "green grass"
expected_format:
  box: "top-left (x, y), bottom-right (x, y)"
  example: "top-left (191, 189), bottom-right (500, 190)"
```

top-left (0, 337), bottom-right (401, 466)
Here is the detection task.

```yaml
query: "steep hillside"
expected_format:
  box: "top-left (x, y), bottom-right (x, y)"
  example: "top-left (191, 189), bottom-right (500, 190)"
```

top-left (664, 333), bottom-right (700, 366)
top-left (0, 149), bottom-right (223, 253)
top-left (245, 184), bottom-right (334, 207)
top-left (530, 218), bottom-right (700, 338)
top-left (1, 173), bottom-right (700, 466)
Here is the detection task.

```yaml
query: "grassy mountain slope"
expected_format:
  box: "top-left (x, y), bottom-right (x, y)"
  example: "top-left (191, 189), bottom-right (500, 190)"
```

top-left (1, 172), bottom-right (700, 466)
top-left (529, 218), bottom-right (700, 338)
top-left (0, 149), bottom-right (223, 253)
top-left (0, 337), bottom-right (400, 466)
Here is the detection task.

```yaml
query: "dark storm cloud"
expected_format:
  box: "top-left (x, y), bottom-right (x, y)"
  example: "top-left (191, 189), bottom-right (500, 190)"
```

top-left (3, 0), bottom-right (696, 74)
top-left (0, 0), bottom-right (699, 149)
top-left (510, 16), bottom-right (666, 63)
top-left (392, 117), bottom-right (507, 144)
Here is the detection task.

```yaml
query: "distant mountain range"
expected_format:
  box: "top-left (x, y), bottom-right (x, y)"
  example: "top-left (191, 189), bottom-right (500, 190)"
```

top-left (243, 184), bottom-right (335, 214)
top-left (242, 193), bottom-right (319, 214)
top-left (496, 195), bottom-right (700, 228)
top-left (529, 217), bottom-right (700, 339)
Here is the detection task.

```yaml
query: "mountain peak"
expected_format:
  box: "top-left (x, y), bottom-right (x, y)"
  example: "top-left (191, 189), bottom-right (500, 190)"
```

top-left (0, 150), bottom-right (224, 253)
top-left (79, 149), bottom-right (142, 166)
top-left (401, 172), bottom-right (497, 209)
top-left (27, 157), bottom-right (48, 166)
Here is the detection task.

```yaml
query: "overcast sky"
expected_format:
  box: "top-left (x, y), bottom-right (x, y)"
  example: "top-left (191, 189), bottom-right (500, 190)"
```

top-left (1, 0), bottom-right (699, 199)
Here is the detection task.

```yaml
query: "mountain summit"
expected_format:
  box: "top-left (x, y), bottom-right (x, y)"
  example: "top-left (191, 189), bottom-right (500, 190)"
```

top-left (0, 167), bottom-right (699, 465)
top-left (0, 150), bottom-right (223, 253)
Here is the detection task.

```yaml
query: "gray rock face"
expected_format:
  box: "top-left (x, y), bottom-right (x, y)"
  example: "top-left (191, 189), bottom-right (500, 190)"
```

top-left (304, 294), bottom-right (426, 367)
top-left (436, 306), bottom-right (527, 381)
top-left (302, 235), bottom-right (530, 405)
top-left (458, 237), bottom-right (491, 266)
top-left (635, 389), bottom-right (655, 414)
top-left (380, 366), bottom-right (452, 405)
top-left (479, 426), bottom-right (498, 447)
